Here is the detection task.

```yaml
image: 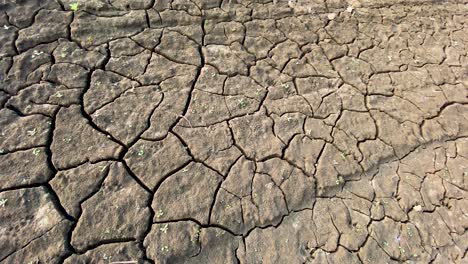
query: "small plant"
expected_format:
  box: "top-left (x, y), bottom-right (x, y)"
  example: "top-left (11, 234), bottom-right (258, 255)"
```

top-left (52, 91), bottom-right (63, 98)
top-left (406, 226), bottom-right (412, 237)
top-left (191, 228), bottom-right (202, 243)
top-left (31, 50), bottom-right (44, 59)
top-left (70, 2), bottom-right (79, 11)
top-left (340, 153), bottom-right (346, 161)
top-left (238, 98), bottom-right (248, 108)
top-left (159, 224), bottom-right (168, 234)
top-left (200, 103), bottom-right (209, 110)
top-left (335, 176), bottom-right (344, 185)
top-left (281, 83), bottom-right (290, 93)
top-left (104, 228), bottom-right (111, 234)
top-left (255, 88), bottom-right (263, 97)
top-left (0, 198), bottom-right (7, 207)
top-left (137, 149), bottom-right (145, 156)
top-left (339, 176), bottom-right (344, 183)
top-left (398, 246), bottom-right (406, 254)
top-left (102, 253), bottom-right (112, 261)
top-left (27, 128), bottom-right (37, 136)
top-left (63, 137), bottom-right (72, 143)
top-left (155, 209), bottom-right (164, 218)
top-left (161, 246), bottom-right (169, 254)
top-left (32, 149), bottom-right (41, 156)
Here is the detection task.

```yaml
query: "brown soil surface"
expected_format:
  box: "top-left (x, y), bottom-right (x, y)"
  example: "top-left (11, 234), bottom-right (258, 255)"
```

top-left (0, 0), bottom-right (467, 263)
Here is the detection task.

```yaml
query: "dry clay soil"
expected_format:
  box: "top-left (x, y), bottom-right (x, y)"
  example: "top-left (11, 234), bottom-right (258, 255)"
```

top-left (0, 0), bottom-right (468, 263)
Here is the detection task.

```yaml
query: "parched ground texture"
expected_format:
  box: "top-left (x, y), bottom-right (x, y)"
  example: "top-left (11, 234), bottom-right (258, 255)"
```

top-left (0, 0), bottom-right (467, 263)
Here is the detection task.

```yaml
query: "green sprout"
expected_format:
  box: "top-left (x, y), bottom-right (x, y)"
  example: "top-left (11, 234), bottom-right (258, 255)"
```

top-left (398, 246), bottom-right (406, 254)
top-left (161, 246), bottom-right (169, 254)
top-left (70, 3), bottom-right (79, 11)
top-left (52, 91), bottom-right (63, 98)
top-left (191, 228), bottom-right (202, 243)
top-left (0, 198), bottom-right (7, 207)
top-left (155, 209), bottom-right (164, 218)
top-left (27, 128), bottom-right (37, 136)
top-left (238, 98), bottom-right (248, 108)
top-left (32, 149), bottom-right (41, 156)
top-left (255, 88), bottom-right (263, 97)
top-left (137, 149), bottom-right (145, 156)
top-left (406, 226), bottom-right (412, 237)
top-left (340, 152), bottom-right (346, 161)
top-left (160, 224), bottom-right (169, 234)
top-left (335, 176), bottom-right (344, 185)
top-left (102, 253), bottom-right (112, 261)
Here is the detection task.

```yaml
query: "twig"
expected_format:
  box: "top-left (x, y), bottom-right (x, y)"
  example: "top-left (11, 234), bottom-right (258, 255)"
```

top-left (166, 111), bottom-right (193, 128)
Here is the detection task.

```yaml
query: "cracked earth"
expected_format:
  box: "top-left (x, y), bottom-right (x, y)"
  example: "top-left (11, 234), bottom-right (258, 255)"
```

top-left (0, 0), bottom-right (467, 263)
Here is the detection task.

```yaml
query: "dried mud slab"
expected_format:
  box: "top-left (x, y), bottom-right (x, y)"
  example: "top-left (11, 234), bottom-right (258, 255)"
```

top-left (64, 241), bottom-right (148, 264)
top-left (0, 147), bottom-right (52, 190)
top-left (0, 187), bottom-right (71, 263)
top-left (70, 162), bottom-right (151, 252)
top-left (0, 109), bottom-right (50, 152)
top-left (51, 106), bottom-right (123, 169)
top-left (1, 0), bottom-right (468, 263)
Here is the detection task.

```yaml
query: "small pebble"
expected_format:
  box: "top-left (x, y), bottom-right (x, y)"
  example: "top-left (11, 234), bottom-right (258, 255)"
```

top-left (327, 13), bottom-right (337, 20)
